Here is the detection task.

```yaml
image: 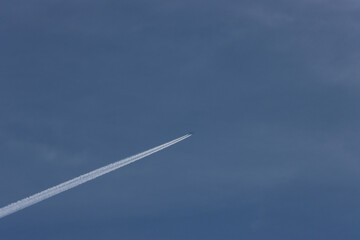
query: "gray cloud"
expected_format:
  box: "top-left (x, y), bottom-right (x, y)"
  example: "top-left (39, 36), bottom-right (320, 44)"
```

top-left (1, 0), bottom-right (360, 239)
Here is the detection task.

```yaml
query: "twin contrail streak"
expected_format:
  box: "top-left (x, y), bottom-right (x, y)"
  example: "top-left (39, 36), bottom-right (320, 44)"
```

top-left (0, 134), bottom-right (191, 219)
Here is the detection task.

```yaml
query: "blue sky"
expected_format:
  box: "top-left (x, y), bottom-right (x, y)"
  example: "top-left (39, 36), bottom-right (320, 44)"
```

top-left (1, 1), bottom-right (360, 239)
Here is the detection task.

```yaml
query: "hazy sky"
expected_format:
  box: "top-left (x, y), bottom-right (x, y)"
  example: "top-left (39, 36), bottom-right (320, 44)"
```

top-left (1, 1), bottom-right (360, 239)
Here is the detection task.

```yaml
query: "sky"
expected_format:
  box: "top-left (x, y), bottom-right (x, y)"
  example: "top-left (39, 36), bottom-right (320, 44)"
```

top-left (1, 0), bottom-right (360, 239)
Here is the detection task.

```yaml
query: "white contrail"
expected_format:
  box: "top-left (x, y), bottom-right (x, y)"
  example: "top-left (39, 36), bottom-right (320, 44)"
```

top-left (0, 134), bottom-right (191, 219)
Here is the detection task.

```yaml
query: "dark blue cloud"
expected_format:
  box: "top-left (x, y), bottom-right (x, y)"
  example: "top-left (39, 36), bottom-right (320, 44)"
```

top-left (1, 0), bottom-right (360, 239)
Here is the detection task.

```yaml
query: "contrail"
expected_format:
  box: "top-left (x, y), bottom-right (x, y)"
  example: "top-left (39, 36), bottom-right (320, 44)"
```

top-left (0, 134), bottom-right (191, 219)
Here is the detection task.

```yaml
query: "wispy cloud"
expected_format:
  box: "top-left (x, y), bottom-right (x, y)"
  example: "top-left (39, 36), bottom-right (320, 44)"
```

top-left (0, 134), bottom-right (191, 219)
